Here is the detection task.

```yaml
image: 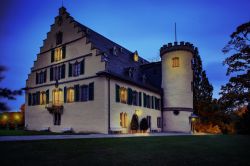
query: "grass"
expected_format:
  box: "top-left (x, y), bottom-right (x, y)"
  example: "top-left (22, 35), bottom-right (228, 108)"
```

top-left (0, 135), bottom-right (250, 166)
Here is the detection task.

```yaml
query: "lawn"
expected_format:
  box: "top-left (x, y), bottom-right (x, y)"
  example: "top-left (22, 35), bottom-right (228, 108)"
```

top-left (0, 135), bottom-right (250, 166)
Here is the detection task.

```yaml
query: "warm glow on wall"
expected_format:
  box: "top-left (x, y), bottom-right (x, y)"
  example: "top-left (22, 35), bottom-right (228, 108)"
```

top-left (135, 109), bottom-right (142, 116)
top-left (2, 115), bottom-right (8, 121)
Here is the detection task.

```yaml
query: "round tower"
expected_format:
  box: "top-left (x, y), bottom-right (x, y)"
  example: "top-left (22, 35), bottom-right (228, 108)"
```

top-left (160, 41), bottom-right (195, 133)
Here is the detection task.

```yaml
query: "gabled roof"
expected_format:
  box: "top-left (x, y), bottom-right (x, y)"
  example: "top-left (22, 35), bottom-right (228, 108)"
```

top-left (61, 7), bottom-right (162, 91)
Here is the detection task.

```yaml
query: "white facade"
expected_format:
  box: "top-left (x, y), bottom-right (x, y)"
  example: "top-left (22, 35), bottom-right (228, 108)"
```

top-left (25, 7), bottom-right (194, 134)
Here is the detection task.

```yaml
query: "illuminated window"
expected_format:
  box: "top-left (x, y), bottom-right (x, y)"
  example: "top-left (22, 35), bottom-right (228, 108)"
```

top-left (120, 112), bottom-right (128, 128)
top-left (54, 47), bottom-right (63, 62)
top-left (133, 51), bottom-right (139, 62)
top-left (120, 87), bottom-right (128, 104)
top-left (52, 89), bottom-right (63, 106)
top-left (67, 88), bottom-right (75, 103)
top-left (40, 91), bottom-right (46, 105)
top-left (172, 57), bottom-right (180, 67)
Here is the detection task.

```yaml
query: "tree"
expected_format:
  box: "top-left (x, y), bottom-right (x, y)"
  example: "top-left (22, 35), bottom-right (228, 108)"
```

top-left (220, 21), bottom-right (250, 111)
top-left (140, 118), bottom-right (148, 131)
top-left (0, 65), bottom-right (22, 111)
top-left (193, 51), bottom-right (214, 116)
top-left (130, 114), bottom-right (139, 131)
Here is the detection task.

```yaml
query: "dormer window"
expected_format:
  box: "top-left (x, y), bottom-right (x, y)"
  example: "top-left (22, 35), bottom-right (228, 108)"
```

top-left (172, 57), bottom-right (180, 67)
top-left (128, 68), bottom-right (134, 78)
top-left (56, 31), bottom-right (63, 45)
top-left (133, 51), bottom-right (139, 62)
top-left (112, 46), bottom-right (117, 56)
top-left (142, 74), bottom-right (147, 83)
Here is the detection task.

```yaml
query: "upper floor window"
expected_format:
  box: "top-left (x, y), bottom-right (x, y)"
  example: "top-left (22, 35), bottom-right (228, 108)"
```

top-left (80, 85), bottom-right (89, 101)
top-left (50, 64), bottom-right (65, 81)
top-left (68, 60), bottom-right (85, 77)
top-left (172, 57), bottom-right (180, 67)
top-left (51, 46), bottom-right (66, 63)
top-left (56, 31), bottom-right (63, 45)
top-left (36, 70), bottom-right (47, 84)
top-left (120, 87), bottom-right (128, 104)
top-left (52, 89), bottom-right (63, 106)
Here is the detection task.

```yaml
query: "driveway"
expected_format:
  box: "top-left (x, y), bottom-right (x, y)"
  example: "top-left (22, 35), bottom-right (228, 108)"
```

top-left (0, 132), bottom-right (192, 141)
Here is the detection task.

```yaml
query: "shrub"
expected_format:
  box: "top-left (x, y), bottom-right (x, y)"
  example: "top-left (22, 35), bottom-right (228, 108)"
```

top-left (130, 114), bottom-right (139, 131)
top-left (140, 118), bottom-right (148, 131)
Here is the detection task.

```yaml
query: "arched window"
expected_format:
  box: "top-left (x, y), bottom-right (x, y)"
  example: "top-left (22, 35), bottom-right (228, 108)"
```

top-left (172, 57), bottom-right (180, 67)
top-left (120, 112), bottom-right (128, 128)
top-left (52, 89), bottom-right (63, 106)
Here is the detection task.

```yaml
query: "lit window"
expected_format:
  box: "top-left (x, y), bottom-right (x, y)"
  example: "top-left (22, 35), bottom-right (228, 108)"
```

top-left (54, 47), bottom-right (63, 62)
top-left (133, 51), bottom-right (139, 62)
top-left (120, 87), bottom-right (127, 104)
top-left (52, 89), bottom-right (63, 106)
top-left (40, 92), bottom-right (46, 105)
top-left (172, 57), bottom-right (180, 67)
top-left (120, 112), bottom-right (128, 128)
top-left (67, 88), bottom-right (75, 103)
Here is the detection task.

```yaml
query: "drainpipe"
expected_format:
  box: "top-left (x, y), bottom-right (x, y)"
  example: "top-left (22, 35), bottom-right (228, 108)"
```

top-left (108, 77), bottom-right (111, 134)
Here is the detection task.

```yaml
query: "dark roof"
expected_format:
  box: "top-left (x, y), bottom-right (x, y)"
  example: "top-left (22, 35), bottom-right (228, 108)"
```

top-left (63, 7), bottom-right (162, 92)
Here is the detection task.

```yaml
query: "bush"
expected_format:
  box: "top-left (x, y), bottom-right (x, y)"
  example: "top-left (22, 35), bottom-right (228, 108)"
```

top-left (130, 114), bottom-right (139, 131)
top-left (140, 118), bottom-right (148, 131)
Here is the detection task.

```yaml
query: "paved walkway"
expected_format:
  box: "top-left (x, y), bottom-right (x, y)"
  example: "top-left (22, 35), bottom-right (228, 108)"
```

top-left (0, 132), bottom-right (193, 142)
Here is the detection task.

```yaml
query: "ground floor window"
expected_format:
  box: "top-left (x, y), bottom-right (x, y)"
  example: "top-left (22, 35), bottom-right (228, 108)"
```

top-left (53, 113), bottom-right (61, 125)
top-left (120, 112), bottom-right (128, 128)
top-left (52, 89), bottom-right (63, 106)
top-left (67, 88), bottom-right (75, 103)
top-left (40, 91), bottom-right (46, 105)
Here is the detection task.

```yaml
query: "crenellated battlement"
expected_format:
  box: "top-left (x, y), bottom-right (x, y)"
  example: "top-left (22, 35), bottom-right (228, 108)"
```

top-left (160, 41), bottom-right (198, 57)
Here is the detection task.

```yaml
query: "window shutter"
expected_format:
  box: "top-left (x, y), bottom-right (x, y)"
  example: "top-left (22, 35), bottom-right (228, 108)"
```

top-left (61, 64), bottom-right (65, 78)
top-left (62, 45), bottom-right (66, 59)
top-left (44, 70), bottom-right (47, 82)
top-left (80, 59), bottom-right (85, 75)
top-left (36, 91), bottom-right (40, 105)
top-left (152, 96), bottom-right (155, 109)
top-left (46, 90), bottom-right (49, 104)
top-left (64, 86), bottom-right (67, 103)
top-left (36, 73), bottom-right (38, 84)
top-left (115, 84), bottom-right (120, 102)
top-left (139, 92), bottom-right (142, 106)
top-left (143, 93), bottom-right (146, 107)
top-left (74, 84), bottom-right (80, 102)
top-left (88, 82), bottom-right (94, 101)
top-left (68, 63), bottom-right (72, 77)
top-left (28, 93), bottom-right (32, 106)
top-left (51, 50), bottom-right (55, 62)
top-left (50, 67), bottom-right (54, 81)
top-left (127, 88), bottom-right (132, 105)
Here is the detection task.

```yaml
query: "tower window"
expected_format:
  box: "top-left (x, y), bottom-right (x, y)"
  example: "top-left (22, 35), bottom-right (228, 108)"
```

top-left (133, 51), bottom-right (139, 62)
top-left (172, 57), bottom-right (180, 67)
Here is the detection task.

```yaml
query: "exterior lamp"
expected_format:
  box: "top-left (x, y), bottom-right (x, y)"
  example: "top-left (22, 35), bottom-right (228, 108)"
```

top-left (135, 109), bottom-right (142, 116)
top-left (189, 113), bottom-right (198, 134)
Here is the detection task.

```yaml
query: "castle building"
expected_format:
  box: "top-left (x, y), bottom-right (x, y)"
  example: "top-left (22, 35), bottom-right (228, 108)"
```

top-left (25, 7), bottom-right (197, 134)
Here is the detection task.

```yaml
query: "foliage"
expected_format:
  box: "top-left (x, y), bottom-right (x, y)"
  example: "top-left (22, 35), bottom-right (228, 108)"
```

top-left (220, 21), bottom-right (250, 111)
top-left (0, 65), bottom-right (22, 111)
top-left (193, 50), bottom-right (214, 116)
top-left (139, 118), bottom-right (148, 131)
top-left (130, 114), bottom-right (139, 130)
top-left (235, 105), bottom-right (250, 134)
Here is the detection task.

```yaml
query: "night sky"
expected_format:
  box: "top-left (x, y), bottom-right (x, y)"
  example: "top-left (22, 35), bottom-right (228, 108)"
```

top-left (0, 0), bottom-right (249, 111)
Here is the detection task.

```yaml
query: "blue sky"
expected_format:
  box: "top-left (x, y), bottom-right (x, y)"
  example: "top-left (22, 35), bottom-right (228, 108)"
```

top-left (0, 0), bottom-right (249, 111)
